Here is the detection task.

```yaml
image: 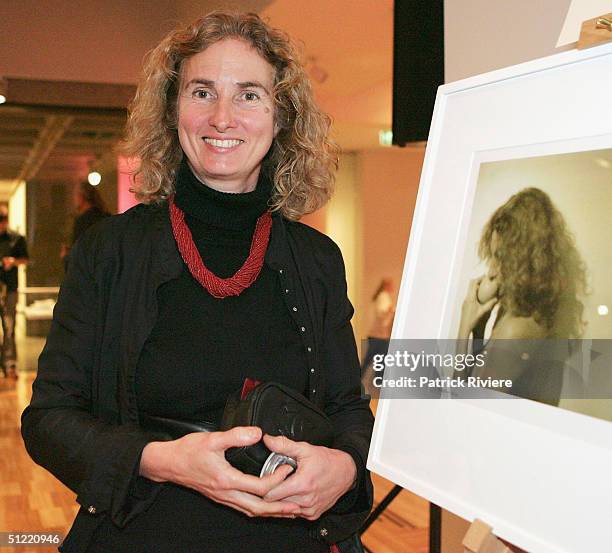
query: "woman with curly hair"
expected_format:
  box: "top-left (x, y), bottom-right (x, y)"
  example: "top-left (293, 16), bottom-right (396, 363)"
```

top-left (458, 187), bottom-right (587, 404)
top-left (21, 12), bottom-right (373, 553)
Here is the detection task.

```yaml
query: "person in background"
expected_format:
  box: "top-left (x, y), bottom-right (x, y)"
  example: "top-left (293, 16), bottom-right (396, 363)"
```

top-left (360, 278), bottom-right (395, 379)
top-left (0, 205), bottom-right (29, 378)
top-left (70, 181), bottom-right (111, 245)
top-left (61, 182), bottom-right (111, 264)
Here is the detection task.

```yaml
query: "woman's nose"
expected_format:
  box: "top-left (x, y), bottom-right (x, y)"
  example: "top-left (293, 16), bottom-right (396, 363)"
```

top-left (208, 97), bottom-right (237, 131)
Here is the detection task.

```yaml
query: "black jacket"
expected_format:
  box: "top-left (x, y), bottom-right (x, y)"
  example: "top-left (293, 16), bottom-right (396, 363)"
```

top-left (21, 201), bottom-right (374, 553)
top-left (71, 206), bottom-right (110, 245)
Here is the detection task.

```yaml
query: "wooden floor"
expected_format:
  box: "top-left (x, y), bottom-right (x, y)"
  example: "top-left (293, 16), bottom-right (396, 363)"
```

top-left (0, 336), bottom-right (80, 553)
top-left (0, 340), bottom-right (429, 553)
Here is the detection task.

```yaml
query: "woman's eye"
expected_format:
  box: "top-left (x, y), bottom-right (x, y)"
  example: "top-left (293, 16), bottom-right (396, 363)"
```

top-left (193, 89), bottom-right (212, 99)
top-left (241, 91), bottom-right (260, 102)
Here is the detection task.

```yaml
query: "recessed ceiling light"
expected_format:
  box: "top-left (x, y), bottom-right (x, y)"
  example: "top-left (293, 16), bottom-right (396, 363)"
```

top-left (88, 171), bottom-right (101, 186)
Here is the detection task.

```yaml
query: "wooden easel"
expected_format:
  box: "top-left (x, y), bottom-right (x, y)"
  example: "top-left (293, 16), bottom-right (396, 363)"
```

top-left (462, 520), bottom-right (527, 553)
top-left (577, 12), bottom-right (612, 49)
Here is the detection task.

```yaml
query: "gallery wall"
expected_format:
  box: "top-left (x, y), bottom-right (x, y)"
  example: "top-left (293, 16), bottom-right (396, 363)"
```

top-left (0, 0), bottom-right (176, 84)
top-left (322, 148), bottom-right (424, 343)
top-left (358, 148), bottom-right (424, 339)
top-left (326, 153), bottom-right (361, 330)
top-left (444, 0), bottom-right (573, 82)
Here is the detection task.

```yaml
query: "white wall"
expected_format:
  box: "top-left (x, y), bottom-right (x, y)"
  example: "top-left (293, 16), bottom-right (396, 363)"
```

top-left (444, 0), bottom-right (573, 82)
top-left (326, 153), bottom-right (363, 334)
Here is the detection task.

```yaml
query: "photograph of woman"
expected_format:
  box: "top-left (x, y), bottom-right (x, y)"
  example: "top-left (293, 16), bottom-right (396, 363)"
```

top-left (457, 187), bottom-right (587, 405)
top-left (21, 12), bottom-right (373, 553)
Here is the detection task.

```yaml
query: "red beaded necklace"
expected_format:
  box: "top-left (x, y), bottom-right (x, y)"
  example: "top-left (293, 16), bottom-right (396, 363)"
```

top-left (169, 195), bottom-right (272, 298)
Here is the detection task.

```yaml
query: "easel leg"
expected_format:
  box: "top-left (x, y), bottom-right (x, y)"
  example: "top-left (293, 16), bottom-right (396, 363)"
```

top-left (463, 519), bottom-right (525, 553)
top-left (429, 503), bottom-right (441, 553)
top-left (359, 484), bottom-right (403, 535)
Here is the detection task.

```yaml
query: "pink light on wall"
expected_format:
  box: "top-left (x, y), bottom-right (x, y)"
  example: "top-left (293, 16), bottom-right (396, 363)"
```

top-left (117, 155), bottom-right (140, 213)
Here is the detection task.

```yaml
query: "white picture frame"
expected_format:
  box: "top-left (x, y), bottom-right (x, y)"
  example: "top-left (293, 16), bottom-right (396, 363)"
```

top-left (368, 42), bottom-right (612, 553)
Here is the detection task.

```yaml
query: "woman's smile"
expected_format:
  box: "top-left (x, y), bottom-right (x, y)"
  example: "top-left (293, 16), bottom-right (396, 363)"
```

top-left (202, 137), bottom-right (244, 150)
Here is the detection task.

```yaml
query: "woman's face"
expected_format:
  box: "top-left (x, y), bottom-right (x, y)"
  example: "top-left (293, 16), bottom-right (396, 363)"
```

top-left (177, 38), bottom-right (277, 193)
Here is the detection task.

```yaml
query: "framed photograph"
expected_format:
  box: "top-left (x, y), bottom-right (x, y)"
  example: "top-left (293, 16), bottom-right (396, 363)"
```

top-left (368, 42), bottom-right (612, 553)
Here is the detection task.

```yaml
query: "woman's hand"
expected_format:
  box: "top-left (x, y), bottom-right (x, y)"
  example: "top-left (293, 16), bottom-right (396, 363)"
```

top-left (140, 426), bottom-right (299, 518)
top-left (458, 277), bottom-right (497, 339)
top-left (261, 434), bottom-right (357, 521)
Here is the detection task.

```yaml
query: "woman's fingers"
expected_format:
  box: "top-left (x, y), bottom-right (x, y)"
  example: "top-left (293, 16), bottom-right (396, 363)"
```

top-left (250, 463), bottom-right (295, 496)
top-left (261, 463), bottom-right (295, 482)
top-left (263, 464), bottom-right (310, 503)
top-left (480, 297), bottom-right (497, 314)
top-left (263, 434), bottom-right (308, 459)
top-left (468, 276), bottom-right (483, 300)
top-left (221, 489), bottom-right (301, 518)
top-left (263, 446), bottom-right (356, 521)
top-left (219, 461), bottom-right (292, 497)
top-left (208, 426), bottom-right (262, 451)
top-left (271, 493), bottom-right (306, 505)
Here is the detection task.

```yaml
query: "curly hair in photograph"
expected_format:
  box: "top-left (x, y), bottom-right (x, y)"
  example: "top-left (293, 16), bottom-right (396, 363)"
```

top-left (479, 187), bottom-right (588, 338)
top-left (119, 11), bottom-right (339, 220)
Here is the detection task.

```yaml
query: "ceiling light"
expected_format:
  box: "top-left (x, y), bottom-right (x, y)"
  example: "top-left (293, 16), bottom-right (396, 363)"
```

top-left (0, 95), bottom-right (6, 104)
top-left (598, 305), bottom-right (608, 316)
top-left (88, 171), bottom-right (101, 186)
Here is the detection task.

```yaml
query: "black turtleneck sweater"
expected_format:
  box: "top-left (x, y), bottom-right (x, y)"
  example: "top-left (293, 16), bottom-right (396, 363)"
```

top-left (89, 162), bottom-right (327, 553)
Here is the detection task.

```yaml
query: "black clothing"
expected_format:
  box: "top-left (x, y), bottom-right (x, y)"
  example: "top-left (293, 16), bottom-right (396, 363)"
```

top-left (89, 163), bottom-right (325, 552)
top-left (0, 290), bottom-right (18, 368)
top-left (176, 158), bottom-right (273, 232)
top-left (0, 230), bottom-right (28, 291)
top-left (71, 207), bottom-right (110, 245)
top-left (21, 168), bottom-right (374, 552)
top-left (0, 229), bottom-right (27, 369)
top-left (137, 163), bottom-right (311, 426)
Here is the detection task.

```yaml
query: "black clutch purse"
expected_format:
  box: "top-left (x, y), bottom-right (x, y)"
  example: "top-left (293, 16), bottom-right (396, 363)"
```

top-left (140, 380), bottom-right (334, 477)
top-left (221, 381), bottom-right (334, 476)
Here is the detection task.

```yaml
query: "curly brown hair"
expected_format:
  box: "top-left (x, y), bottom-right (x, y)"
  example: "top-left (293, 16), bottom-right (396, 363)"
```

top-left (479, 187), bottom-right (587, 338)
top-left (119, 11), bottom-right (338, 220)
